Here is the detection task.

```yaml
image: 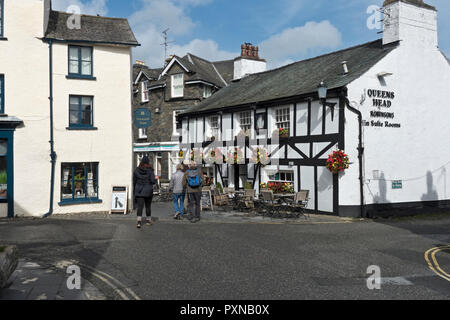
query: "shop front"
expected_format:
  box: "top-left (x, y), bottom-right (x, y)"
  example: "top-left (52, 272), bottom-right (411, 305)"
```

top-left (0, 117), bottom-right (22, 218)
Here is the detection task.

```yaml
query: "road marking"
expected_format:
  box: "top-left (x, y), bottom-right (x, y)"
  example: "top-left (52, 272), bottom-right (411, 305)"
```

top-left (79, 263), bottom-right (141, 300)
top-left (424, 245), bottom-right (450, 282)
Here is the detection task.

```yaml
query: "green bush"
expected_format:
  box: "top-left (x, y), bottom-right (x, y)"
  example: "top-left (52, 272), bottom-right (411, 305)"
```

top-left (216, 183), bottom-right (223, 194)
top-left (244, 181), bottom-right (253, 190)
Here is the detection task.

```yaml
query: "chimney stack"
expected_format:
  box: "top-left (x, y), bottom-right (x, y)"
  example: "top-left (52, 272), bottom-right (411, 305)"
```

top-left (382, 0), bottom-right (438, 49)
top-left (234, 43), bottom-right (267, 80)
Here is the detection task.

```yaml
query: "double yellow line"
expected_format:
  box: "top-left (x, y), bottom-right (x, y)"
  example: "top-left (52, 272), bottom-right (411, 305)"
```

top-left (425, 245), bottom-right (450, 282)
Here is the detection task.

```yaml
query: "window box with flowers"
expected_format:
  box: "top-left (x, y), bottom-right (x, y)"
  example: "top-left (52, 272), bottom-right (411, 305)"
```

top-left (266, 182), bottom-right (294, 194)
top-left (272, 128), bottom-right (289, 139)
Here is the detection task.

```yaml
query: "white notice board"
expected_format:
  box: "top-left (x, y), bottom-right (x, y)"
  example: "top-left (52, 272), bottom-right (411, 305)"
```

top-left (110, 186), bottom-right (128, 214)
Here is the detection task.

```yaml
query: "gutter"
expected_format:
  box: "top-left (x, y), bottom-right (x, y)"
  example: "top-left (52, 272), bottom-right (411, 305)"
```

top-left (342, 92), bottom-right (366, 218)
top-left (43, 39), bottom-right (56, 218)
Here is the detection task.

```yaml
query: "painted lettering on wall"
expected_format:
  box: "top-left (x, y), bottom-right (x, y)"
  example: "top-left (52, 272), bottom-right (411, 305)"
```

top-left (364, 89), bottom-right (401, 128)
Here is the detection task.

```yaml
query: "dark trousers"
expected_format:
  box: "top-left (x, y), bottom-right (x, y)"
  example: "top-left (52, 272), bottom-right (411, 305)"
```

top-left (188, 192), bottom-right (202, 219)
top-left (136, 196), bottom-right (153, 217)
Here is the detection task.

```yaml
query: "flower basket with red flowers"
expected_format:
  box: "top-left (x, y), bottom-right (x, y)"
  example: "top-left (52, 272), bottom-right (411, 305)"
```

top-left (205, 148), bottom-right (223, 164)
top-left (225, 147), bottom-right (244, 164)
top-left (272, 128), bottom-right (289, 139)
top-left (326, 150), bottom-right (350, 174)
top-left (190, 149), bottom-right (203, 162)
top-left (251, 147), bottom-right (270, 165)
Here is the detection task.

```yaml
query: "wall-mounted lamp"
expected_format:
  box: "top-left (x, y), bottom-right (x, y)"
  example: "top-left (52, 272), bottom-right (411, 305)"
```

top-left (155, 106), bottom-right (161, 114)
top-left (317, 81), bottom-right (337, 121)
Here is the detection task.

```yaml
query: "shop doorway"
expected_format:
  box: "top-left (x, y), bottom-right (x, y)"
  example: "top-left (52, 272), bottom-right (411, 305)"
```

top-left (0, 131), bottom-right (14, 218)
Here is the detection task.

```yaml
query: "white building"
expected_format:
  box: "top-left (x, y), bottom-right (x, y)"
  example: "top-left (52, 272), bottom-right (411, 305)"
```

top-left (0, 0), bottom-right (139, 218)
top-left (178, 0), bottom-right (450, 218)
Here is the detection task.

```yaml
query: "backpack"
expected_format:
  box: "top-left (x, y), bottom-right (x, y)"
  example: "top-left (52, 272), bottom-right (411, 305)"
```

top-left (187, 170), bottom-right (202, 188)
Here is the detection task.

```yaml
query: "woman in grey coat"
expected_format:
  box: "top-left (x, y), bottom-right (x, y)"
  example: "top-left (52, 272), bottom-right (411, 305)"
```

top-left (133, 156), bottom-right (156, 228)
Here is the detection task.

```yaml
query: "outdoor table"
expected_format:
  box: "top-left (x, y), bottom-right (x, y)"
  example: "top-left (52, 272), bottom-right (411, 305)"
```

top-left (274, 194), bottom-right (295, 205)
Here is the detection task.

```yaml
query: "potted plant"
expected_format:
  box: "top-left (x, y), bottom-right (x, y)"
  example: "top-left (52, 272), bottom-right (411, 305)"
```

top-left (216, 182), bottom-right (224, 194)
top-left (244, 181), bottom-right (253, 190)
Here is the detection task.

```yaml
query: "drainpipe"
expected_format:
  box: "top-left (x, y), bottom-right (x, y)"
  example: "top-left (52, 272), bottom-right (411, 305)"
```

top-left (43, 39), bottom-right (56, 218)
top-left (342, 92), bottom-right (366, 218)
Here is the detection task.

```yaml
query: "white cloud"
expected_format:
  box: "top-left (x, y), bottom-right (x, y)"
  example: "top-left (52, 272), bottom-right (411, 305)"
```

top-left (259, 21), bottom-right (343, 69)
top-left (52, 0), bottom-right (108, 16)
top-left (171, 39), bottom-right (238, 61)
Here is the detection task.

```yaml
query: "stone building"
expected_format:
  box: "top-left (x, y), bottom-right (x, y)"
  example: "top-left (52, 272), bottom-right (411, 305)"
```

top-left (132, 44), bottom-right (266, 181)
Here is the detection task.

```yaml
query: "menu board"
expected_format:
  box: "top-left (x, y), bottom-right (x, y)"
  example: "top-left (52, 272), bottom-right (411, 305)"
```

top-left (201, 189), bottom-right (214, 211)
top-left (111, 186), bottom-right (128, 214)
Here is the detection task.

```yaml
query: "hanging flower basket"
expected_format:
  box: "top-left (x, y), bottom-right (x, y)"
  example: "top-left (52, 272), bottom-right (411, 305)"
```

top-left (251, 147), bottom-right (270, 166)
top-left (205, 148), bottom-right (223, 164)
top-left (326, 150), bottom-right (350, 174)
top-left (225, 147), bottom-right (244, 164)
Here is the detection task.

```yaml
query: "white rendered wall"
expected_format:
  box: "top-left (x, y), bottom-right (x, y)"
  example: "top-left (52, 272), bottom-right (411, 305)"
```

top-left (343, 41), bottom-right (450, 208)
top-left (0, 0), bottom-right (134, 216)
top-left (233, 58), bottom-right (266, 80)
top-left (0, 0), bottom-right (50, 217)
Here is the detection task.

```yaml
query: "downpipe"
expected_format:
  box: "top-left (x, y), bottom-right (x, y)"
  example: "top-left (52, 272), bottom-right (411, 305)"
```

top-left (343, 95), bottom-right (366, 218)
top-left (43, 40), bottom-right (56, 218)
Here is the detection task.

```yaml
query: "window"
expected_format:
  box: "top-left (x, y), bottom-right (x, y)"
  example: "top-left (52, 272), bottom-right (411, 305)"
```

top-left (269, 171), bottom-right (294, 183)
top-left (275, 107), bottom-right (290, 129)
top-left (138, 128), bottom-right (147, 139)
top-left (141, 81), bottom-right (149, 102)
top-left (239, 111), bottom-right (252, 131)
top-left (69, 96), bottom-right (93, 128)
top-left (203, 85), bottom-right (212, 98)
top-left (209, 115), bottom-right (220, 139)
top-left (68, 46), bottom-right (93, 77)
top-left (173, 110), bottom-right (183, 136)
top-left (0, 75), bottom-right (4, 114)
top-left (61, 162), bottom-right (99, 203)
top-left (0, 0), bottom-right (4, 38)
top-left (0, 139), bottom-right (7, 199)
top-left (171, 74), bottom-right (184, 98)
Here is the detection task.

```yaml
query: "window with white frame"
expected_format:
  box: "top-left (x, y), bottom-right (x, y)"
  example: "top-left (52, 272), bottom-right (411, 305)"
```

top-left (171, 74), bottom-right (184, 98)
top-left (268, 171), bottom-right (294, 183)
top-left (138, 128), bottom-right (147, 139)
top-left (173, 110), bottom-right (183, 136)
top-left (275, 107), bottom-right (290, 129)
top-left (141, 81), bottom-right (149, 102)
top-left (203, 85), bottom-right (212, 98)
top-left (209, 115), bottom-right (220, 139)
top-left (239, 111), bottom-right (252, 131)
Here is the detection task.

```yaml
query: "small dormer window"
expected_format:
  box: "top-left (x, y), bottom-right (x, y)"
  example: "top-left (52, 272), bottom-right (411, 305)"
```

top-left (171, 74), bottom-right (184, 98)
top-left (203, 85), bottom-right (212, 98)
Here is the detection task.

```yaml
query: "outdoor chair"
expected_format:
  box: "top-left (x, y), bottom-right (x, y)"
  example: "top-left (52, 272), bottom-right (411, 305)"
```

top-left (258, 190), bottom-right (282, 218)
top-left (237, 189), bottom-right (256, 211)
top-left (214, 188), bottom-right (229, 206)
top-left (290, 190), bottom-right (310, 219)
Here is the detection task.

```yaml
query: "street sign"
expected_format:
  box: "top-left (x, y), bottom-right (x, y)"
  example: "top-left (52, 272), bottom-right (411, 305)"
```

top-left (134, 108), bottom-right (152, 128)
top-left (392, 180), bottom-right (403, 189)
top-left (110, 186), bottom-right (128, 214)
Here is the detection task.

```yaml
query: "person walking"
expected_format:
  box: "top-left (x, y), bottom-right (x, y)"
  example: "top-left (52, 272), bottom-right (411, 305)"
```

top-left (170, 164), bottom-right (186, 220)
top-left (184, 161), bottom-right (204, 223)
top-left (133, 156), bottom-right (156, 229)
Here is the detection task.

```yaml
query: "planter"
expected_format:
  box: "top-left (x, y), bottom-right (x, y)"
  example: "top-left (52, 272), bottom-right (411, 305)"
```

top-left (0, 245), bottom-right (18, 288)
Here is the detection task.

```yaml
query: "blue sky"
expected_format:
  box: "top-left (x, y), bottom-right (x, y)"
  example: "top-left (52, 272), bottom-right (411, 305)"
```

top-left (53, 0), bottom-right (450, 69)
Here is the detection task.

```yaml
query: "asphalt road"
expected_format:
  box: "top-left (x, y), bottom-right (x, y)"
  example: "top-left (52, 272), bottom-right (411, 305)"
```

top-left (0, 211), bottom-right (449, 300)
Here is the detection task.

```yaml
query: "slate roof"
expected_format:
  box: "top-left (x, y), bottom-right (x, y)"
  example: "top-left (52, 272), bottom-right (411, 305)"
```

top-left (383, 0), bottom-right (436, 11)
top-left (45, 11), bottom-right (139, 46)
top-left (133, 65), bottom-right (163, 82)
top-left (181, 39), bottom-right (398, 115)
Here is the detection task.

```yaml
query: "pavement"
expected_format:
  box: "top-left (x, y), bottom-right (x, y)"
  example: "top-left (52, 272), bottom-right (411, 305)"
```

top-left (0, 203), bottom-right (449, 300)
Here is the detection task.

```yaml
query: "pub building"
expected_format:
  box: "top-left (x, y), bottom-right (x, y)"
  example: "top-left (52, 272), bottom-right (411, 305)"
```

top-left (178, 0), bottom-right (450, 217)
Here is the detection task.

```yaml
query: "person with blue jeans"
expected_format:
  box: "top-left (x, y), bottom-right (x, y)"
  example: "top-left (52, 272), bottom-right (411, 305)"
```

top-left (169, 164), bottom-right (186, 220)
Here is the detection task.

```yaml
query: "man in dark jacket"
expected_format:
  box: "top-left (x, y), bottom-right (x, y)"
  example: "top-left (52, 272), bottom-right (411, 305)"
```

top-left (183, 161), bottom-right (204, 223)
top-left (133, 156), bottom-right (156, 228)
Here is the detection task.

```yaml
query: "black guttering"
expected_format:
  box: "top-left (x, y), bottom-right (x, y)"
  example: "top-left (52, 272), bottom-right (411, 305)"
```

top-left (43, 40), bottom-right (56, 219)
top-left (341, 88), bottom-right (365, 218)
top-left (41, 38), bottom-right (141, 47)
